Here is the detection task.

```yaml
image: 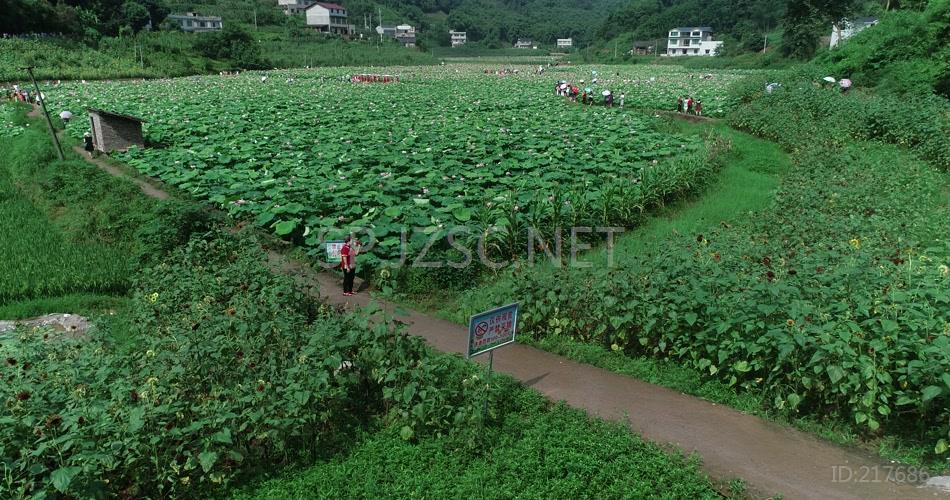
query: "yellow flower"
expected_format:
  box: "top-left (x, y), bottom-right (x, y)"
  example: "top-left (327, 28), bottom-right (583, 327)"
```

top-left (786, 319), bottom-right (795, 327)
top-left (939, 264), bottom-right (949, 276)
top-left (180, 476), bottom-right (190, 485)
top-left (849, 238), bottom-right (861, 249)
top-left (147, 292), bottom-right (159, 303)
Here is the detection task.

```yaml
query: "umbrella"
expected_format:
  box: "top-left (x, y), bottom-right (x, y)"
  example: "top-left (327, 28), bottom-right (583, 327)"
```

top-left (822, 76), bottom-right (836, 83)
top-left (839, 79), bottom-right (852, 88)
top-left (59, 111), bottom-right (73, 120)
top-left (559, 83), bottom-right (568, 90)
top-left (602, 90), bottom-right (611, 97)
top-left (559, 80), bottom-right (567, 84)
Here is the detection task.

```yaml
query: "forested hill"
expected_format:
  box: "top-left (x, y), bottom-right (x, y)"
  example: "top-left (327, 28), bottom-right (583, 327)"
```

top-left (597, 0), bottom-right (786, 54)
top-left (0, 0), bottom-right (627, 47)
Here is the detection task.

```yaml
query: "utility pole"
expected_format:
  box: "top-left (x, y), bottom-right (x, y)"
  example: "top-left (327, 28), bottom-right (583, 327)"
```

top-left (253, 9), bottom-right (258, 31)
top-left (379, 8), bottom-right (383, 43)
top-left (22, 67), bottom-right (64, 161)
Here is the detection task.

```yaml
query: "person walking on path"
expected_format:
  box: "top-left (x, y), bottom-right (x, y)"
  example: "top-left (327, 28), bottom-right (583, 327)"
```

top-left (676, 96), bottom-right (683, 113)
top-left (340, 235), bottom-right (361, 296)
top-left (619, 92), bottom-right (625, 108)
top-left (83, 132), bottom-right (95, 158)
top-left (695, 100), bottom-right (703, 116)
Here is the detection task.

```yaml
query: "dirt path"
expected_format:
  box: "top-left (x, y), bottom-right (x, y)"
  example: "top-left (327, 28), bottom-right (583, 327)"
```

top-left (70, 144), bottom-right (170, 200)
top-left (59, 109), bottom-right (947, 499)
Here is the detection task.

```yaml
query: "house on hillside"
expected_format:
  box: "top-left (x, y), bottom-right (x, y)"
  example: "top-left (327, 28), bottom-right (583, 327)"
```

top-left (277, 0), bottom-right (317, 15)
top-left (557, 38), bottom-right (573, 49)
top-left (666, 26), bottom-right (722, 56)
top-left (166, 12), bottom-right (223, 32)
top-left (514, 38), bottom-right (534, 49)
top-left (630, 41), bottom-right (656, 56)
top-left (87, 108), bottom-right (144, 153)
top-left (305, 2), bottom-right (353, 35)
top-left (450, 30), bottom-right (467, 47)
top-left (830, 17), bottom-right (879, 48)
top-left (377, 24), bottom-right (417, 48)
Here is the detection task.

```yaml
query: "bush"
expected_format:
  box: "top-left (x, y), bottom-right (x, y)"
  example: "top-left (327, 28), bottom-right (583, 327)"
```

top-left (0, 229), bottom-right (484, 497)
top-left (728, 78), bottom-right (950, 171)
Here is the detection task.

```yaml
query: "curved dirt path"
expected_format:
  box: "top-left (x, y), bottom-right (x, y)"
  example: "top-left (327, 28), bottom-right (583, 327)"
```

top-left (54, 105), bottom-right (947, 499)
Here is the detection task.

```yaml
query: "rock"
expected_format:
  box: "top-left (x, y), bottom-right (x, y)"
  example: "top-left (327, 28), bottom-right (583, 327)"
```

top-left (923, 476), bottom-right (950, 493)
top-left (0, 314), bottom-right (91, 342)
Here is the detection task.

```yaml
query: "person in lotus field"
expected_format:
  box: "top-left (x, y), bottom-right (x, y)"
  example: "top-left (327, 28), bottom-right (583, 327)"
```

top-left (340, 235), bottom-right (361, 296)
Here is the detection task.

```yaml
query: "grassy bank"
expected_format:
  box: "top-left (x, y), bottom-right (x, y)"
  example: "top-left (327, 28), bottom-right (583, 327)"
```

top-left (425, 119), bottom-right (790, 322)
top-left (236, 378), bottom-right (730, 499)
top-left (0, 104), bottom-right (211, 319)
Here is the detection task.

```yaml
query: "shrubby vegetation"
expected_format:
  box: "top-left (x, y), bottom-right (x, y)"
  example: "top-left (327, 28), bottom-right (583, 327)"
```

top-left (0, 228), bottom-right (487, 497)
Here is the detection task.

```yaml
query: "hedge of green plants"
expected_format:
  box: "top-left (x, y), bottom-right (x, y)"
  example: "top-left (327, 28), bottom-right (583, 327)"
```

top-left (0, 228), bottom-right (485, 497)
top-left (728, 73), bottom-right (950, 172)
top-left (481, 78), bottom-right (950, 457)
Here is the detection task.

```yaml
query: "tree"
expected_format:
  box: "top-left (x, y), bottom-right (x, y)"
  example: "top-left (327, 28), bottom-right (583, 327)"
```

top-left (782, 0), bottom-right (861, 58)
top-left (120, 1), bottom-right (151, 33)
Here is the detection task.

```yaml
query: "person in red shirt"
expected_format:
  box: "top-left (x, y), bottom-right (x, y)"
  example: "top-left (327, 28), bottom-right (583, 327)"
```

top-left (340, 235), bottom-right (361, 296)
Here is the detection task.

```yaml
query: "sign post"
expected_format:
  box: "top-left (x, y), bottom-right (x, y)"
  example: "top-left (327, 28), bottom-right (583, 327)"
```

top-left (467, 303), bottom-right (518, 418)
top-left (325, 240), bottom-right (345, 265)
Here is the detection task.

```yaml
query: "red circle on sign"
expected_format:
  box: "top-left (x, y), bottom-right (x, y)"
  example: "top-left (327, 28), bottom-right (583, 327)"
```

top-left (475, 321), bottom-right (489, 338)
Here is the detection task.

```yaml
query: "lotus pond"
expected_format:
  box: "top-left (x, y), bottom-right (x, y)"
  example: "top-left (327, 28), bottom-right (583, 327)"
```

top-left (46, 65), bottom-right (752, 265)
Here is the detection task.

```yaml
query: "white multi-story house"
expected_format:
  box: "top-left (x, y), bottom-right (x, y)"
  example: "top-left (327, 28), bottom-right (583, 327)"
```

top-left (450, 30), bottom-right (467, 47)
top-left (377, 24), bottom-right (417, 48)
top-left (305, 2), bottom-right (352, 35)
top-left (830, 17), bottom-right (879, 48)
top-left (167, 12), bottom-right (223, 32)
top-left (557, 38), bottom-right (573, 49)
top-left (666, 26), bottom-right (722, 56)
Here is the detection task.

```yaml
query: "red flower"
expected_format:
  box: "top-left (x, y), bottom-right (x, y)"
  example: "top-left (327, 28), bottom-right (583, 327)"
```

top-left (22, 362), bottom-right (30, 370)
top-left (16, 391), bottom-right (30, 401)
top-left (816, 266), bottom-right (825, 274)
top-left (6, 358), bottom-right (16, 366)
top-left (766, 271), bottom-right (776, 281)
top-left (236, 351), bottom-right (244, 360)
top-left (45, 415), bottom-right (63, 428)
top-left (712, 252), bottom-right (721, 262)
top-left (762, 257), bottom-right (772, 267)
top-left (130, 390), bottom-right (139, 402)
top-left (257, 384), bottom-right (265, 392)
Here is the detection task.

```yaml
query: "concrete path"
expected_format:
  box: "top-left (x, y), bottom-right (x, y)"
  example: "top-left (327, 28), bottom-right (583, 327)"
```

top-left (44, 104), bottom-right (948, 500)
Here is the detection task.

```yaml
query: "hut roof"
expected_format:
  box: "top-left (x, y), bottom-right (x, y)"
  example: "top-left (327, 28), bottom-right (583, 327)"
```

top-left (87, 108), bottom-right (146, 123)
